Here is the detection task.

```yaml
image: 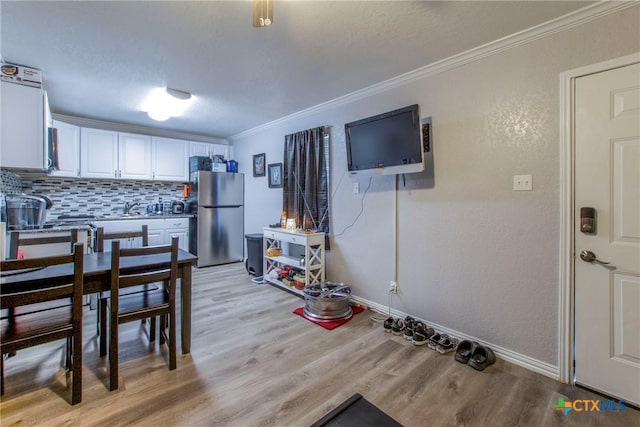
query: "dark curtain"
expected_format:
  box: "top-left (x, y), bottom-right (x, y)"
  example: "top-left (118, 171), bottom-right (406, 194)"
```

top-left (283, 127), bottom-right (330, 235)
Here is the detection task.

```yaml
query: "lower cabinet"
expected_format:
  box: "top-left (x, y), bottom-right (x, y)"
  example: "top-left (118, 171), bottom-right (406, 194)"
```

top-left (92, 217), bottom-right (189, 250)
top-left (147, 220), bottom-right (165, 246)
top-left (164, 217), bottom-right (189, 251)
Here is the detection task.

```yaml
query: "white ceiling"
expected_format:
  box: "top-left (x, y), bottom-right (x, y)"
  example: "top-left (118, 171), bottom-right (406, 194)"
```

top-left (1, 1), bottom-right (592, 139)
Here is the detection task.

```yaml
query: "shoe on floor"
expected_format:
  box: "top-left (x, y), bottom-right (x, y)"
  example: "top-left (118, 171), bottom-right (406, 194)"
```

top-left (436, 336), bottom-right (458, 354)
top-left (383, 317), bottom-right (394, 333)
top-left (391, 319), bottom-right (406, 336)
top-left (427, 333), bottom-right (443, 350)
top-left (403, 317), bottom-right (415, 340)
top-left (412, 323), bottom-right (434, 346)
top-left (468, 345), bottom-right (496, 371)
top-left (454, 340), bottom-right (478, 364)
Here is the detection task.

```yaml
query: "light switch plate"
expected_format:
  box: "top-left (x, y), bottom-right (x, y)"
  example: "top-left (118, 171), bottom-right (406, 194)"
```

top-left (513, 174), bottom-right (533, 191)
top-left (353, 182), bottom-right (360, 194)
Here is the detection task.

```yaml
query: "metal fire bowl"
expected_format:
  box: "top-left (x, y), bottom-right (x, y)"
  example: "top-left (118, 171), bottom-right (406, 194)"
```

top-left (303, 281), bottom-right (352, 321)
top-left (303, 305), bottom-right (353, 322)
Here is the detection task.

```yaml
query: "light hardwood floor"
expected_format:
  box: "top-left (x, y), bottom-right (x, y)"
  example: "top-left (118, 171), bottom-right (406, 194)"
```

top-left (1, 263), bottom-right (638, 426)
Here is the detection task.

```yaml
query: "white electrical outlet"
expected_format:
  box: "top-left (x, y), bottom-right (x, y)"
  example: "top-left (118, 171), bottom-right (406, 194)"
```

top-left (353, 182), bottom-right (359, 194)
top-left (513, 174), bottom-right (533, 191)
top-left (389, 280), bottom-right (398, 293)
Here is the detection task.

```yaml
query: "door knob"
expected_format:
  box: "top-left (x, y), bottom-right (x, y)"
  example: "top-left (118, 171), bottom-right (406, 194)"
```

top-left (580, 250), bottom-right (614, 267)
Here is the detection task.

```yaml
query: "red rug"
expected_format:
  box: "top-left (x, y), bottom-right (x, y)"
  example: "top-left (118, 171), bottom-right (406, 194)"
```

top-left (293, 306), bottom-right (365, 330)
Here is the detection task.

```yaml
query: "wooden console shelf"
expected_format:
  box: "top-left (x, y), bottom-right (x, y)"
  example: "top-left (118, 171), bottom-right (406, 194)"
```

top-left (263, 227), bottom-right (325, 296)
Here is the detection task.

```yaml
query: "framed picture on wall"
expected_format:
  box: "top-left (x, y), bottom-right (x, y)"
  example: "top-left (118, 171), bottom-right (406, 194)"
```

top-left (253, 153), bottom-right (266, 177)
top-left (268, 163), bottom-right (282, 188)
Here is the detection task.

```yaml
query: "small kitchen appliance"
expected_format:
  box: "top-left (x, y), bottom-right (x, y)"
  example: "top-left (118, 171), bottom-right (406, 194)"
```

top-left (5, 194), bottom-right (49, 230)
top-left (171, 200), bottom-right (185, 214)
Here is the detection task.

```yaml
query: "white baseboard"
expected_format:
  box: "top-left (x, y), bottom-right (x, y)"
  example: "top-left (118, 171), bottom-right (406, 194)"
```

top-left (351, 295), bottom-right (560, 381)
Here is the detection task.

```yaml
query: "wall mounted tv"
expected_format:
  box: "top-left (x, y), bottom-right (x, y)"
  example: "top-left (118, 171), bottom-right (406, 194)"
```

top-left (345, 104), bottom-right (424, 177)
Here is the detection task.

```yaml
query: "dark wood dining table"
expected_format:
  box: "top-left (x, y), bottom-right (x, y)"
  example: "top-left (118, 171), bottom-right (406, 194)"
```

top-left (1, 249), bottom-right (198, 354)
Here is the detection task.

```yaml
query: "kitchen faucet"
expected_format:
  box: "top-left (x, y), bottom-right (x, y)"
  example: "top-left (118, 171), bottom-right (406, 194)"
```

top-left (123, 201), bottom-right (140, 215)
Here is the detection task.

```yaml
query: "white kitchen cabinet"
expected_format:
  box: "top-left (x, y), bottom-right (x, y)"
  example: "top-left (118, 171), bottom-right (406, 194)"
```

top-left (93, 217), bottom-right (191, 250)
top-left (189, 141), bottom-right (211, 157)
top-left (164, 217), bottom-right (189, 251)
top-left (0, 81), bottom-right (47, 169)
top-left (147, 219), bottom-right (165, 246)
top-left (189, 141), bottom-right (230, 161)
top-left (152, 137), bottom-right (189, 182)
top-left (119, 133), bottom-right (152, 180)
top-left (210, 144), bottom-right (230, 160)
top-left (52, 120), bottom-right (81, 177)
top-left (93, 218), bottom-right (165, 250)
top-left (80, 128), bottom-right (119, 178)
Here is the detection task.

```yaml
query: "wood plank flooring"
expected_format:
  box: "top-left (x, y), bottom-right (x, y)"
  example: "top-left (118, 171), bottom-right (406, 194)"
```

top-left (1, 263), bottom-right (638, 426)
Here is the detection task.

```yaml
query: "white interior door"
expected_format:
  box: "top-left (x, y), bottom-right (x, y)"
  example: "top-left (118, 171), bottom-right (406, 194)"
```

top-left (574, 62), bottom-right (640, 406)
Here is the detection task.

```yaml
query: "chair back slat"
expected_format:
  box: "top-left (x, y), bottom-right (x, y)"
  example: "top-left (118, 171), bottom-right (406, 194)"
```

top-left (96, 225), bottom-right (148, 252)
top-left (119, 270), bottom-right (171, 288)
top-left (1, 243), bottom-right (84, 308)
top-left (8, 229), bottom-right (79, 259)
top-left (110, 237), bottom-right (178, 299)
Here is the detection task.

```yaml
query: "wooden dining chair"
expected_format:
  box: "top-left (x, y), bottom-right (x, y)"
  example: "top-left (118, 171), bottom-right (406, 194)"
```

top-left (2, 229), bottom-right (81, 342)
top-left (107, 237), bottom-right (178, 391)
top-left (9, 229), bottom-right (80, 259)
top-left (95, 225), bottom-right (158, 356)
top-left (0, 243), bottom-right (84, 405)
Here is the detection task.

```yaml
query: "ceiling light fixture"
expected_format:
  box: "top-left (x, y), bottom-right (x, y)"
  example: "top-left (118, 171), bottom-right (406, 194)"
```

top-left (252, 0), bottom-right (273, 27)
top-left (142, 87), bottom-right (193, 122)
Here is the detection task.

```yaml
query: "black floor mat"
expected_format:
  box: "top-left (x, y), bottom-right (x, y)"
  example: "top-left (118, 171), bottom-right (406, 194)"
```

top-left (310, 393), bottom-right (403, 427)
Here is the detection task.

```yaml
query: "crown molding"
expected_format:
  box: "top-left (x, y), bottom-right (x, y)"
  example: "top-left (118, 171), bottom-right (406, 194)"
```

top-left (52, 113), bottom-right (229, 145)
top-left (229, 1), bottom-right (637, 142)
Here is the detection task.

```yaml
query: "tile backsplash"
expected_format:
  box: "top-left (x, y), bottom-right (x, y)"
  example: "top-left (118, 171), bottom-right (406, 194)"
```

top-left (2, 169), bottom-right (185, 221)
top-left (0, 169), bottom-right (23, 195)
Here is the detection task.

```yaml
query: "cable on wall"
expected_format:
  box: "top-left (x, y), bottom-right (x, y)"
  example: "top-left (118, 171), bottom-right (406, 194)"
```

top-left (333, 176), bottom-right (372, 238)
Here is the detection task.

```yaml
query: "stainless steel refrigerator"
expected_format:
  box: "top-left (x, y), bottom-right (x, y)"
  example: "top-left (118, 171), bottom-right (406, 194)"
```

top-left (188, 171), bottom-right (244, 267)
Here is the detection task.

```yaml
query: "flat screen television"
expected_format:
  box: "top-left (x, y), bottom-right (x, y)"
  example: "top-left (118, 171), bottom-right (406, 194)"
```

top-left (345, 104), bottom-right (424, 177)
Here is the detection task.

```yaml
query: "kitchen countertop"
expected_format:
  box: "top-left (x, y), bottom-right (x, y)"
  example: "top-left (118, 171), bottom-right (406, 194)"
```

top-left (93, 213), bottom-right (194, 221)
top-left (5, 214), bottom-right (195, 235)
top-left (10, 225), bottom-right (95, 234)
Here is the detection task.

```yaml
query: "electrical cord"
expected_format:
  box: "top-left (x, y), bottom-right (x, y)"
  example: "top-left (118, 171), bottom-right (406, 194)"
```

top-left (369, 289), bottom-right (394, 322)
top-left (333, 176), bottom-right (373, 238)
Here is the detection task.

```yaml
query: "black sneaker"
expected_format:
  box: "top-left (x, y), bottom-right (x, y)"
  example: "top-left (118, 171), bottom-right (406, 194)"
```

top-left (436, 337), bottom-right (459, 354)
top-left (391, 319), bottom-right (406, 335)
top-left (403, 317), bottom-right (415, 340)
top-left (383, 317), bottom-right (394, 333)
top-left (412, 323), bottom-right (435, 346)
top-left (428, 333), bottom-right (443, 350)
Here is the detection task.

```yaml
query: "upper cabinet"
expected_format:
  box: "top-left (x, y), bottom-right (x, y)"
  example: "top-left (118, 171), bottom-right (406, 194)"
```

top-left (189, 141), bottom-right (211, 157)
top-left (0, 81), bottom-right (47, 169)
top-left (189, 141), bottom-right (230, 160)
top-left (152, 137), bottom-right (188, 181)
top-left (52, 120), bottom-right (80, 177)
top-left (119, 133), bottom-right (152, 180)
top-left (57, 121), bottom-right (220, 182)
top-left (80, 128), bottom-right (119, 178)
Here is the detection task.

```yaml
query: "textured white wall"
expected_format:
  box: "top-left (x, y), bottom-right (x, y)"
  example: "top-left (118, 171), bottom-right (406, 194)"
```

top-left (233, 7), bottom-right (639, 366)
